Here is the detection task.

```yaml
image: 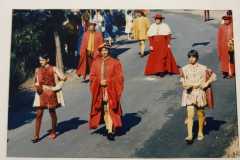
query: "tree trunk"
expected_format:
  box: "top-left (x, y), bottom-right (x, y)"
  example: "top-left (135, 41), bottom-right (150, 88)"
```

top-left (54, 31), bottom-right (64, 73)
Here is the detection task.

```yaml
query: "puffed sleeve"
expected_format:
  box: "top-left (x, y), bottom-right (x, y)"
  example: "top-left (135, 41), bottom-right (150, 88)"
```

top-left (53, 67), bottom-right (66, 81)
top-left (207, 68), bottom-right (217, 83)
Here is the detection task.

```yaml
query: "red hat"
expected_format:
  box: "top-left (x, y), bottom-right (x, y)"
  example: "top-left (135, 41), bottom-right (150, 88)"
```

top-left (98, 43), bottom-right (111, 51)
top-left (153, 13), bottom-right (165, 20)
top-left (222, 15), bottom-right (232, 20)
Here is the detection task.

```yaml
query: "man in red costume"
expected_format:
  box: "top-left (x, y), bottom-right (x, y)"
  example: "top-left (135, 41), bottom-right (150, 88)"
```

top-left (76, 22), bottom-right (104, 80)
top-left (89, 43), bottom-right (124, 141)
top-left (217, 15), bottom-right (234, 78)
top-left (32, 54), bottom-right (67, 143)
top-left (144, 13), bottom-right (179, 76)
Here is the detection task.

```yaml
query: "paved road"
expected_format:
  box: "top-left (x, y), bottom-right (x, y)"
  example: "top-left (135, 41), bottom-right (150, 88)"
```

top-left (7, 11), bottom-right (237, 158)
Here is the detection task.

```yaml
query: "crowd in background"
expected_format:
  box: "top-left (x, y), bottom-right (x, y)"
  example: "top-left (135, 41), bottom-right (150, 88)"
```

top-left (62, 9), bottom-right (132, 70)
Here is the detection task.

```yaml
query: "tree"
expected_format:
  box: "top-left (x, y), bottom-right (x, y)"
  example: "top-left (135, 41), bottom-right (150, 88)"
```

top-left (9, 10), bottom-right (70, 103)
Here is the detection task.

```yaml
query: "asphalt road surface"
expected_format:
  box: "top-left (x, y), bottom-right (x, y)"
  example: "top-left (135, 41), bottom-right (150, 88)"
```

top-left (7, 11), bottom-right (238, 158)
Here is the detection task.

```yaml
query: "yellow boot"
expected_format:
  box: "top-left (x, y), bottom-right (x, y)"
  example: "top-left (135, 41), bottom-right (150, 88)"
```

top-left (185, 105), bottom-right (194, 141)
top-left (103, 103), bottom-right (115, 141)
top-left (197, 109), bottom-right (205, 141)
top-left (139, 40), bottom-right (145, 57)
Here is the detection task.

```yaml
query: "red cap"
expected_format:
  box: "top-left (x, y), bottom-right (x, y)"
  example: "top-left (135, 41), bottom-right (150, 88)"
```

top-left (222, 15), bottom-right (232, 20)
top-left (153, 13), bottom-right (165, 19)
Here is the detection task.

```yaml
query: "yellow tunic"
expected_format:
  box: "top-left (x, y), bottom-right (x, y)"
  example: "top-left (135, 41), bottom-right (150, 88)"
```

top-left (87, 32), bottom-right (95, 53)
top-left (132, 16), bottom-right (150, 40)
top-left (101, 57), bottom-right (113, 133)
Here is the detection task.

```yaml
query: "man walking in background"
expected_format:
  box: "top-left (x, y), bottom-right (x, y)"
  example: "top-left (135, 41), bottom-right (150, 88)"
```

top-left (217, 15), bottom-right (234, 78)
top-left (76, 22), bottom-right (104, 81)
top-left (131, 10), bottom-right (150, 57)
top-left (93, 10), bottom-right (104, 32)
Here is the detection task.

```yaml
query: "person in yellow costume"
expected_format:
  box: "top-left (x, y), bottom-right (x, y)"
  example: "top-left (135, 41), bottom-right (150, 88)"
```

top-left (131, 10), bottom-right (150, 57)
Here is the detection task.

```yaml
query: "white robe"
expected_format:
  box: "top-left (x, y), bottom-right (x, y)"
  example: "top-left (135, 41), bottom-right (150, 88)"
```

top-left (125, 14), bottom-right (133, 33)
top-left (93, 14), bottom-right (104, 32)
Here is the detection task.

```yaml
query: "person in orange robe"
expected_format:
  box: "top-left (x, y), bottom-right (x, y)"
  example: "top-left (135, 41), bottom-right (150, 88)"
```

top-left (144, 14), bottom-right (179, 76)
top-left (217, 15), bottom-right (234, 78)
top-left (89, 43), bottom-right (124, 141)
top-left (76, 22), bottom-right (104, 80)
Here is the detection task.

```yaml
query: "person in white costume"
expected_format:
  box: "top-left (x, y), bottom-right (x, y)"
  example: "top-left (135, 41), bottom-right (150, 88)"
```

top-left (125, 10), bottom-right (133, 40)
top-left (93, 10), bottom-right (104, 32)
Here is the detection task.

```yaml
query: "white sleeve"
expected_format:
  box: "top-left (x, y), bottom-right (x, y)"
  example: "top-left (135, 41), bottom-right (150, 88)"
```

top-left (100, 15), bottom-right (103, 22)
top-left (147, 24), bottom-right (154, 37)
top-left (51, 81), bottom-right (64, 91)
top-left (93, 15), bottom-right (97, 22)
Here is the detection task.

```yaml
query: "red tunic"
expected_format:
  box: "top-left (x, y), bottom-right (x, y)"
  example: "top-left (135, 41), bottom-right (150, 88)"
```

top-left (83, 20), bottom-right (89, 32)
top-left (144, 35), bottom-right (179, 75)
top-left (35, 65), bottom-right (59, 109)
top-left (76, 31), bottom-right (104, 79)
top-left (217, 22), bottom-right (234, 75)
top-left (89, 56), bottom-right (124, 129)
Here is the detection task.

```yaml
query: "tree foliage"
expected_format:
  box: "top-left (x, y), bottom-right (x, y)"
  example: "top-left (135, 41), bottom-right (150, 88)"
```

top-left (10, 10), bottom-right (69, 98)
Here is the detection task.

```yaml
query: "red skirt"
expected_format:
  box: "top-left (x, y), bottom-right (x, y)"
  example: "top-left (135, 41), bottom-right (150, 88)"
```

top-left (144, 35), bottom-right (179, 75)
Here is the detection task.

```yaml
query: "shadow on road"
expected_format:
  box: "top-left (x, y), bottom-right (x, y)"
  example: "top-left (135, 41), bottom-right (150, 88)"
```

top-left (142, 50), bottom-right (151, 57)
top-left (192, 117), bottom-right (226, 140)
top-left (134, 113), bottom-right (227, 157)
top-left (192, 41), bottom-right (210, 47)
top-left (110, 48), bottom-right (130, 58)
top-left (205, 18), bottom-right (215, 22)
top-left (56, 117), bottom-right (88, 137)
top-left (114, 39), bottom-right (138, 45)
top-left (205, 117), bottom-right (226, 134)
top-left (40, 117), bottom-right (88, 140)
top-left (116, 112), bottom-right (142, 136)
top-left (8, 90), bottom-right (36, 130)
top-left (92, 112), bottom-right (142, 137)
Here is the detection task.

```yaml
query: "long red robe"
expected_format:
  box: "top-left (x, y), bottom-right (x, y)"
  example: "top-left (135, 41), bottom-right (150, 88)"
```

top-left (217, 22), bottom-right (234, 75)
top-left (76, 31), bottom-right (104, 79)
top-left (89, 56), bottom-right (124, 129)
top-left (144, 35), bottom-right (179, 75)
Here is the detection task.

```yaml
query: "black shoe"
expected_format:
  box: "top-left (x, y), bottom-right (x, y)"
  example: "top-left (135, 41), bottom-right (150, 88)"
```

top-left (82, 79), bottom-right (89, 83)
top-left (157, 72), bottom-right (166, 77)
top-left (107, 133), bottom-right (115, 141)
top-left (185, 139), bottom-right (193, 145)
top-left (222, 72), bottom-right (228, 79)
top-left (31, 138), bottom-right (40, 143)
